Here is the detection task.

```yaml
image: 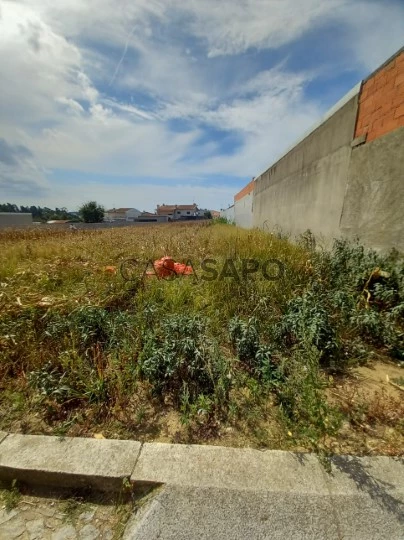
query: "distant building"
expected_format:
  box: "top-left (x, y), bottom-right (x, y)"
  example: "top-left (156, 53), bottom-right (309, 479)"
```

top-left (0, 212), bottom-right (32, 229)
top-left (156, 204), bottom-right (200, 220)
top-left (105, 208), bottom-right (141, 221)
top-left (199, 208), bottom-right (219, 218)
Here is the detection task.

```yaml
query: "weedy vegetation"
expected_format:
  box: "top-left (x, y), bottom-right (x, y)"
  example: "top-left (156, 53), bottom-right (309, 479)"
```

top-left (0, 222), bottom-right (403, 456)
top-left (0, 480), bottom-right (21, 511)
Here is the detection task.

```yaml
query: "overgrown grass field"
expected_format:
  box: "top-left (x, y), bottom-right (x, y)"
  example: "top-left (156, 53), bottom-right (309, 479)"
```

top-left (1, 222), bottom-right (403, 457)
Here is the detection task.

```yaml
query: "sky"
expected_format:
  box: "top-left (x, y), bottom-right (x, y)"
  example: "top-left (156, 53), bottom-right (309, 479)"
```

top-left (0, 1), bottom-right (403, 212)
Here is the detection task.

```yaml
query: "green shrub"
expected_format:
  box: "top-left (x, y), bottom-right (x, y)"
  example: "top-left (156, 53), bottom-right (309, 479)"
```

top-left (276, 288), bottom-right (340, 362)
top-left (43, 307), bottom-right (138, 352)
top-left (275, 345), bottom-right (342, 450)
top-left (229, 317), bottom-right (277, 381)
top-left (139, 314), bottom-right (232, 407)
top-left (229, 316), bottom-right (260, 365)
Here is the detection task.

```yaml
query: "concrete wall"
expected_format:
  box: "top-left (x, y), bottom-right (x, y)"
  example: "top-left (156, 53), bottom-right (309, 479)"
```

top-left (0, 213), bottom-right (32, 229)
top-left (340, 127), bottom-right (404, 252)
top-left (339, 48), bottom-right (404, 251)
top-left (220, 205), bottom-right (235, 223)
top-left (234, 179), bottom-right (254, 229)
top-left (253, 91), bottom-right (359, 240)
top-left (136, 215), bottom-right (169, 222)
top-left (227, 47), bottom-right (404, 252)
top-left (234, 192), bottom-right (253, 228)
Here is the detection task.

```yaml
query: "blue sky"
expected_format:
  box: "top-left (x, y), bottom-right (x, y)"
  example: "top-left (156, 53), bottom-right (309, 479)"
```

top-left (0, 0), bottom-right (403, 211)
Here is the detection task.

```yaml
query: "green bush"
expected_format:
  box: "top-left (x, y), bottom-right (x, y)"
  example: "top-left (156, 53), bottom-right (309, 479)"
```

top-left (275, 345), bottom-right (342, 450)
top-left (229, 316), bottom-right (276, 381)
top-left (139, 314), bottom-right (232, 407)
top-left (229, 316), bottom-right (260, 365)
top-left (276, 287), bottom-right (340, 362)
top-left (42, 307), bottom-right (138, 352)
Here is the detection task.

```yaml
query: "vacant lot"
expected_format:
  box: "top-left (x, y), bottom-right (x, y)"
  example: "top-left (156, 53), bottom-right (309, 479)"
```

top-left (0, 222), bottom-right (403, 457)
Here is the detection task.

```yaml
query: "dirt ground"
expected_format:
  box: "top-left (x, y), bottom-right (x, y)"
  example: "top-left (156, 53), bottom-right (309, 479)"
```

top-left (323, 359), bottom-right (404, 456)
top-left (348, 360), bottom-right (404, 398)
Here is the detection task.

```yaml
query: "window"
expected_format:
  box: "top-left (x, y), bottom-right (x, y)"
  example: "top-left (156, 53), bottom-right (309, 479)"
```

top-left (177, 211), bottom-right (181, 214)
top-left (187, 211), bottom-right (190, 215)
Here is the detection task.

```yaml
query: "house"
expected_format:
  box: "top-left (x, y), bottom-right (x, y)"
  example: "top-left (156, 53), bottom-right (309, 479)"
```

top-left (104, 208), bottom-right (141, 222)
top-left (156, 204), bottom-right (200, 220)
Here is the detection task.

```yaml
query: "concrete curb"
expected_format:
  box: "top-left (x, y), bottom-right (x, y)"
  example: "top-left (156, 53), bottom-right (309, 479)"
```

top-left (0, 431), bottom-right (403, 496)
top-left (132, 443), bottom-right (328, 493)
top-left (131, 442), bottom-right (404, 497)
top-left (0, 432), bottom-right (141, 492)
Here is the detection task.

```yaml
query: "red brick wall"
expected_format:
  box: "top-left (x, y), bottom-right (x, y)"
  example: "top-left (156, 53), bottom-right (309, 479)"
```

top-left (355, 51), bottom-right (404, 142)
top-left (234, 178), bottom-right (255, 202)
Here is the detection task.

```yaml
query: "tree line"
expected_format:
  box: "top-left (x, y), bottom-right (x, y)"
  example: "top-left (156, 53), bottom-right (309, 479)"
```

top-left (0, 201), bottom-right (105, 223)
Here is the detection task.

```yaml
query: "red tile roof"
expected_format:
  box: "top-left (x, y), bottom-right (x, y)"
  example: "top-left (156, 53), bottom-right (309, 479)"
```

top-left (106, 208), bottom-right (133, 213)
top-left (156, 204), bottom-right (198, 215)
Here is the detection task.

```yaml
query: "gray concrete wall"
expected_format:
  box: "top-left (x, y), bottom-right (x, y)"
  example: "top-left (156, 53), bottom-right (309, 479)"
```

top-left (234, 192), bottom-right (253, 229)
top-left (340, 127), bottom-right (404, 252)
top-left (253, 92), bottom-right (360, 240)
top-left (0, 213), bottom-right (32, 229)
top-left (220, 205), bottom-right (235, 223)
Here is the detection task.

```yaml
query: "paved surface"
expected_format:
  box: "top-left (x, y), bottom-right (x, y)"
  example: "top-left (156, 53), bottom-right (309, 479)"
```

top-left (0, 491), bottom-right (128, 540)
top-left (124, 450), bottom-right (404, 540)
top-left (124, 482), bottom-right (404, 540)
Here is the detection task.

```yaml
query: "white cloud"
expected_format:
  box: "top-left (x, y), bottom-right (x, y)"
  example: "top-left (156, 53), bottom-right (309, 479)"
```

top-left (201, 69), bottom-right (315, 133)
top-left (0, 137), bottom-right (49, 198)
top-left (181, 0), bottom-right (349, 57)
top-left (16, 0), bottom-right (348, 58)
top-left (341, 1), bottom-right (404, 72)
top-left (102, 99), bottom-right (156, 121)
top-left (0, 1), bottom-right (201, 179)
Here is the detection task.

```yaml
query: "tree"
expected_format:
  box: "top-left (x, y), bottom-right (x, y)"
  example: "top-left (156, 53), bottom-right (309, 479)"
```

top-left (204, 210), bottom-right (212, 219)
top-left (0, 203), bottom-right (80, 222)
top-left (79, 201), bottom-right (105, 223)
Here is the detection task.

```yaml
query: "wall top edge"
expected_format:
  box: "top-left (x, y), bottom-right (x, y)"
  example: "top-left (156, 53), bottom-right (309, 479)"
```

top-left (364, 46), bottom-right (404, 83)
top-left (254, 82), bottom-right (361, 183)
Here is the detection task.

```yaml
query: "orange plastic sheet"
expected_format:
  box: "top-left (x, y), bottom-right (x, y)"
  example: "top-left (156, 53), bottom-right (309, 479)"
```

top-left (146, 256), bottom-right (193, 278)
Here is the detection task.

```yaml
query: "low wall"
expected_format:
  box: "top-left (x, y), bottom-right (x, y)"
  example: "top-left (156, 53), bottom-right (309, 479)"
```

top-left (0, 213), bottom-right (32, 229)
top-left (231, 47), bottom-right (404, 252)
